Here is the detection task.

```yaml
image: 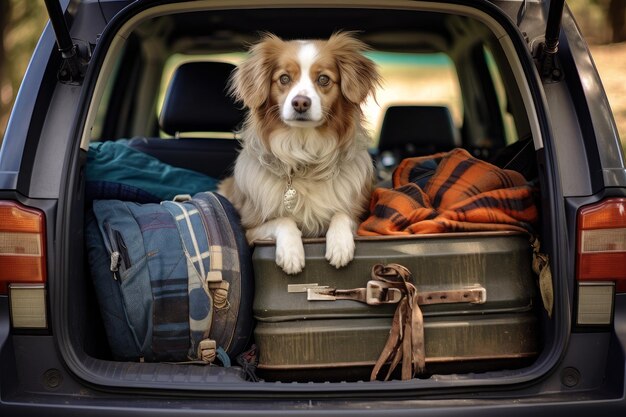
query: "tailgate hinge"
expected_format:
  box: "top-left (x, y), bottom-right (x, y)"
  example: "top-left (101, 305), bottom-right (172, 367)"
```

top-left (534, 0), bottom-right (566, 83)
top-left (44, 0), bottom-right (92, 85)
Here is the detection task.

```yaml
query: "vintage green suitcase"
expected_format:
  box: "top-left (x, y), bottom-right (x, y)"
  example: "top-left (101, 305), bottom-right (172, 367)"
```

top-left (252, 232), bottom-right (539, 381)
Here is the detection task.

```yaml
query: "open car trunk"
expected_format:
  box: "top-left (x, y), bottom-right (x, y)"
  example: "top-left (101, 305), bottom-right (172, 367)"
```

top-left (54, 0), bottom-right (566, 395)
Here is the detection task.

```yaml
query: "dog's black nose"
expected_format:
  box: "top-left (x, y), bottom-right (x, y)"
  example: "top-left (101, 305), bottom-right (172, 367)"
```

top-left (292, 95), bottom-right (311, 113)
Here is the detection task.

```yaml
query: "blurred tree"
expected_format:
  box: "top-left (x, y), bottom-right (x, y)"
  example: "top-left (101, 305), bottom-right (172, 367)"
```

top-left (609, 0), bottom-right (626, 42)
top-left (0, 1), bottom-right (48, 145)
top-left (0, 1), bottom-right (11, 132)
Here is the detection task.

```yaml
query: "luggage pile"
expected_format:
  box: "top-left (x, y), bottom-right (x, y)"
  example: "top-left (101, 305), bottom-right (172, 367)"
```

top-left (84, 148), bottom-right (545, 382)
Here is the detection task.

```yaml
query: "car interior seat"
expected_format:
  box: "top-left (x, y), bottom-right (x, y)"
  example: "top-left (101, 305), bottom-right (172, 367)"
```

top-left (126, 61), bottom-right (244, 178)
top-left (375, 105), bottom-right (459, 184)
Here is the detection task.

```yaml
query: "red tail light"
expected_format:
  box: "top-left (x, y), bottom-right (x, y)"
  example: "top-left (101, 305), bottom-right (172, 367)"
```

top-left (0, 201), bottom-right (47, 294)
top-left (576, 198), bottom-right (626, 293)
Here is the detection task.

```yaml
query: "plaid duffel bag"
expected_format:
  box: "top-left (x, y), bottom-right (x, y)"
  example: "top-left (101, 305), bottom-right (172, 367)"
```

top-left (85, 191), bottom-right (253, 365)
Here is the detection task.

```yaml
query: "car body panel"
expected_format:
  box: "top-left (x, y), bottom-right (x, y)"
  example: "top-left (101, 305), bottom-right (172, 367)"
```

top-left (1, 0), bottom-right (625, 415)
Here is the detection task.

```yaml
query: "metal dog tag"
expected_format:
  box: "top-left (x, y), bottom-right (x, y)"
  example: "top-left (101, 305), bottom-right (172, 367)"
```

top-left (283, 184), bottom-right (297, 212)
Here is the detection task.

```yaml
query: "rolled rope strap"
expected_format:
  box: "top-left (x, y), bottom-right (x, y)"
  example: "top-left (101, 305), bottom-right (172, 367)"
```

top-left (198, 339), bottom-right (217, 363)
top-left (196, 340), bottom-right (231, 366)
top-left (208, 281), bottom-right (230, 309)
top-left (369, 263), bottom-right (425, 381)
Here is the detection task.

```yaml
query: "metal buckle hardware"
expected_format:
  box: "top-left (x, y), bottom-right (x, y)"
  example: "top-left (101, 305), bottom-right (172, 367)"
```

top-left (306, 287), bottom-right (337, 301)
top-left (306, 281), bottom-right (403, 305)
top-left (365, 280), bottom-right (403, 305)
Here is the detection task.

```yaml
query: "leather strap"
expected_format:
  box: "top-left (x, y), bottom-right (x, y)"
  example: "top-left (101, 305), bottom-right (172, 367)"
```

top-left (369, 263), bottom-right (425, 381)
top-left (306, 281), bottom-right (403, 304)
top-left (531, 236), bottom-right (553, 318)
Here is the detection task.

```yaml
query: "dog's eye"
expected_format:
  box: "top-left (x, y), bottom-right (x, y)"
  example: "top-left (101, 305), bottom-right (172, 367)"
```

top-left (317, 75), bottom-right (331, 87)
top-left (279, 74), bottom-right (291, 85)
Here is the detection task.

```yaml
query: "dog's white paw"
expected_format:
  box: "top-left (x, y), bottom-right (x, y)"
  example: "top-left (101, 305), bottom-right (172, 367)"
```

top-left (275, 235), bottom-right (305, 275)
top-left (325, 227), bottom-right (355, 269)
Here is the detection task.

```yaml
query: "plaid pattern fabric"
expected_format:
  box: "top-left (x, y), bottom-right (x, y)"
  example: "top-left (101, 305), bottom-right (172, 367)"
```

top-left (161, 200), bottom-right (215, 359)
top-left (132, 208), bottom-right (190, 361)
top-left (162, 192), bottom-right (241, 360)
top-left (190, 193), bottom-right (242, 350)
top-left (358, 148), bottom-right (538, 236)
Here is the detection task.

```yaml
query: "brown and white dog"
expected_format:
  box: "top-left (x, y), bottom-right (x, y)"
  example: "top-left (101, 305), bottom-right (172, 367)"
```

top-left (220, 32), bottom-right (380, 274)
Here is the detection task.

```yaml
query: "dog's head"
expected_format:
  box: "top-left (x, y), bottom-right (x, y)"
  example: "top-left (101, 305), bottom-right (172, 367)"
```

top-left (229, 32), bottom-right (380, 139)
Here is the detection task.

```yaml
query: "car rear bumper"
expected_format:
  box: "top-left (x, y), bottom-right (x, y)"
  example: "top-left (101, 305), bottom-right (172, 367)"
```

top-left (2, 297), bottom-right (625, 416)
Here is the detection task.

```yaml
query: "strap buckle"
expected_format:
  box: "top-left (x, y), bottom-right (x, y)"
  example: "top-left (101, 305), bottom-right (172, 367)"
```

top-left (306, 280), bottom-right (403, 305)
top-left (365, 280), bottom-right (403, 305)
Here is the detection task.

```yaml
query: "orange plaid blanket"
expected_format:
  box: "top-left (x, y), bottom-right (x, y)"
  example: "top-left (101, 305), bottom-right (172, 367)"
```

top-left (358, 148), bottom-right (538, 236)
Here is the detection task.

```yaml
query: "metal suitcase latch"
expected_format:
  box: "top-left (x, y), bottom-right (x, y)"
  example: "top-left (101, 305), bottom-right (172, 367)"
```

top-left (307, 282), bottom-right (486, 306)
top-left (366, 280), bottom-right (404, 305)
top-left (306, 280), bottom-right (403, 304)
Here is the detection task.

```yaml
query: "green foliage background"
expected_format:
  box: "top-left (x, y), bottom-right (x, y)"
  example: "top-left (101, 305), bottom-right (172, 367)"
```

top-left (0, 1), bottom-right (624, 149)
top-left (0, 1), bottom-right (48, 145)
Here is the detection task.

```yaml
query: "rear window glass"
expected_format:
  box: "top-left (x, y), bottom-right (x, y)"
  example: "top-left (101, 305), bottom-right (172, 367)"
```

top-left (363, 51), bottom-right (462, 147)
top-left (158, 51), bottom-right (462, 146)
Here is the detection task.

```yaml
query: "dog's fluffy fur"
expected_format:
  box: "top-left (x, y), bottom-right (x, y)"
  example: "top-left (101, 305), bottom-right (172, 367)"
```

top-left (220, 32), bottom-right (380, 274)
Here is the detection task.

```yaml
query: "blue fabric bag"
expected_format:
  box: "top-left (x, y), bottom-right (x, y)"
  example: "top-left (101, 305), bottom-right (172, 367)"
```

top-left (84, 192), bottom-right (253, 364)
top-left (86, 140), bottom-right (219, 203)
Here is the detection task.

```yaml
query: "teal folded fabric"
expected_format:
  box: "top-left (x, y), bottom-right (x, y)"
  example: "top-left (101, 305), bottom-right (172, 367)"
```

top-left (86, 140), bottom-right (218, 203)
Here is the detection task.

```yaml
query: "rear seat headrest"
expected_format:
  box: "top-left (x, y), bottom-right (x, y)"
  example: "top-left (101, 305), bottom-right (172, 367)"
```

top-left (159, 61), bottom-right (244, 136)
top-left (378, 105), bottom-right (458, 155)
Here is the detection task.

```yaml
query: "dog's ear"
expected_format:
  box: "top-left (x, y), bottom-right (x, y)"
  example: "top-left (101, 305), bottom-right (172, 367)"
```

top-left (229, 33), bottom-right (283, 109)
top-left (327, 32), bottom-right (381, 105)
